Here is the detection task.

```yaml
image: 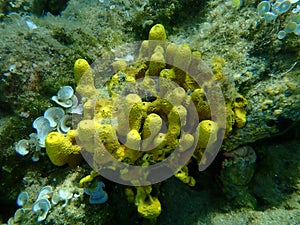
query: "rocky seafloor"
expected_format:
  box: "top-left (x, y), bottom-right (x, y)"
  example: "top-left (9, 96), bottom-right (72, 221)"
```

top-left (0, 0), bottom-right (299, 224)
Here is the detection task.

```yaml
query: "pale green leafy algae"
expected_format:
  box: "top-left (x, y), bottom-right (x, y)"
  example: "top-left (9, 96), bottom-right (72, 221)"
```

top-left (258, 1), bottom-right (271, 16)
top-left (257, 0), bottom-right (300, 38)
top-left (274, 0), bottom-right (291, 14)
top-left (285, 20), bottom-right (298, 32)
top-left (277, 30), bottom-right (287, 38)
top-left (295, 24), bottom-right (300, 34)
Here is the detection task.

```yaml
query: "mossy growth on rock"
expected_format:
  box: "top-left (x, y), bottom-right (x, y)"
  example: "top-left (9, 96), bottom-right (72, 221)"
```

top-left (31, 0), bottom-right (69, 16)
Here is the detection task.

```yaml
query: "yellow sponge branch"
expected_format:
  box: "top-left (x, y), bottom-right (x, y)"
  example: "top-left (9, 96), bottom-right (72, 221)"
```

top-left (45, 131), bottom-right (82, 167)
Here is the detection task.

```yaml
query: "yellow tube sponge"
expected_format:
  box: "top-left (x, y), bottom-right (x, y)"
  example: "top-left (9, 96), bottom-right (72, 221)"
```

top-left (178, 133), bottom-right (195, 152)
top-left (165, 87), bottom-right (186, 106)
top-left (174, 44), bottom-right (192, 71)
top-left (66, 129), bottom-right (78, 140)
top-left (173, 105), bottom-right (187, 127)
top-left (148, 24), bottom-right (167, 54)
top-left (188, 51), bottom-right (202, 88)
top-left (233, 94), bottom-right (247, 109)
top-left (141, 113), bottom-right (162, 149)
top-left (159, 69), bottom-right (176, 97)
top-left (74, 58), bottom-right (91, 85)
top-left (113, 94), bottom-right (144, 136)
top-left (45, 131), bottom-right (81, 167)
top-left (160, 68), bottom-right (175, 80)
top-left (233, 95), bottom-right (247, 128)
top-left (173, 44), bottom-right (192, 85)
top-left (197, 120), bottom-right (218, 149)
top-left (77, 120), bottom-right (97, 153)
top-left (147, 46), bottom-right (166, 77)
top-left (212, 57), bottom-right (226, 81)
top-left (163, 106), bottom-right (181, 150)
top-left (79, 171), bottom-right (99, 188)
top-left (141, 76), bottom-right (157, 96)
top-left (191, 88), bottom-right (211, 120)
top-left (125, 94), bottom-right (142, 112)
top-left (225, 104), bottom-right (236, 135)
top-left (234, 108), bottom-right (247, 128)
top-left (108, 73), bottom-right (120, 98)
top-left (142, 113), bottom-right (162, 139)
top-left (114, 145), bottom-right (141, 164)
top-left (111, 60), bottom-right (127, 73)
top-left (126, 129), bottom-right (141, 150)
top-left (115, 111), bottom-right (130, 137)
top-left (153, 133), bottom-right (166, 148)
top-left (148, 24), bottom-right (167, 41)
top-left (83, 99), bottom-right (95, 120)
top-left (98, 124), bottom-right (120, 153)
top-left (96, 105), bottom-right (112, 121)
top-left (189, 51), bottom-right (202, 72)
top-left (175, 165), bottom-right (196, 187)
top-left (166, 43), bottom-right (177, 65)
top-left (128, 99), bottom-right (145, 132)
top-left (147, 98), bottom-right (172, 121)
top-left (135, 186), bottom-right (161, 219)
top-left (74, 59), bottom-right (98, 98)
top-left (137, 196), bottom-right (161, 219)
top-left (138, 40), bottom-right (150, 60)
